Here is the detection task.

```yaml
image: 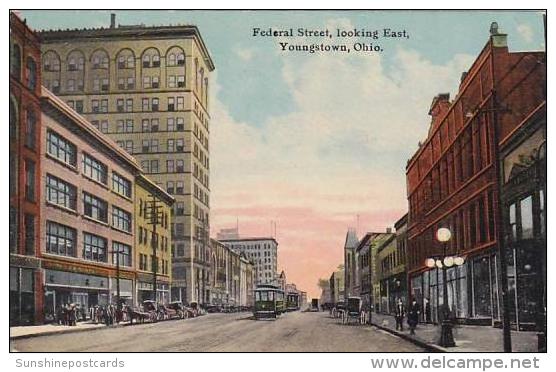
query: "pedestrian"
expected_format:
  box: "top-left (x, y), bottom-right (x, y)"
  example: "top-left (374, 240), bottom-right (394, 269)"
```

top-left (63, 304), bottom-right (69, 325)
top-left (407, 298), bottom-right (420, 335)
top-left (394, 298), bottom-right (406, 331)
top-left (69, 304), bottom-right (77, 326)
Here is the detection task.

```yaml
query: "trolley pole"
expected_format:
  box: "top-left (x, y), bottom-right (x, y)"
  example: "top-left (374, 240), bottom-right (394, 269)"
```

top-left (148, 196), bottom-right (162, 303)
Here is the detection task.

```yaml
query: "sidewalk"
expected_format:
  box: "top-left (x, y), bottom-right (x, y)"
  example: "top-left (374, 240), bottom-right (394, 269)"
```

top-left (10, 322), bottom-right (116, 340)
top-left (370, 312), bottom-right (540, 352)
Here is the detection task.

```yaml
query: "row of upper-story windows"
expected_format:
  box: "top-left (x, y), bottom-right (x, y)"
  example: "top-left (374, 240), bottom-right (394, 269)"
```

top-left (45, 220), bottom-right (132, 266)
top-left (140, 159), bottom-right (186, 174)
top-left (43, 49), bottom-right (186, 72)
top-left (409, 114), bottom-right (491, 221)
top-left (10, 42), bottom-right (38, 93)
top-left (65, 97), bottom-right (187, 113)
top-left (46, 129), bottom-right (133, 199)
top-left (90, 117), bottom-right (187, 135)
top-left (43, 75), bottom-right (187, 93)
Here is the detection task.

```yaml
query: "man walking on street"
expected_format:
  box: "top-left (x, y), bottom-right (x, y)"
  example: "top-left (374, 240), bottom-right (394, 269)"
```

top-left (407, 298), bottom-right (420, 335)
top-left (394, 298), bottom-right (406, 331)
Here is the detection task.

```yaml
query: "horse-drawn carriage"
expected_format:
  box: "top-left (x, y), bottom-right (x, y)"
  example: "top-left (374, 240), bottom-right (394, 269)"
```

top-left (331, 301), bottom-right (346, 318)
top-left (340, 297), bottom-right (366, 325)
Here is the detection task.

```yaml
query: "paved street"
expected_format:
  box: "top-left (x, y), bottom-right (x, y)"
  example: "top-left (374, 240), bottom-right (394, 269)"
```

top-left (12, 311), bottom-right (424, 352)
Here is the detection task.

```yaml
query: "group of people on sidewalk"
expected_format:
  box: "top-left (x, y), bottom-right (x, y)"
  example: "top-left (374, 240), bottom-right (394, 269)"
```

top-left (393, 298), bottom-right (421, 335)
top-left (55, 303), bottom-right (129, 327)
top-left (56, 303), bottom-right (84, 326)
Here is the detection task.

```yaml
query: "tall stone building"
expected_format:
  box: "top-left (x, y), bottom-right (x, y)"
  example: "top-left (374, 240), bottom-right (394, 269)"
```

top-left (220, 238), bottom-right (278, 286)
top-left (39, 15), bottom-right (215, 304)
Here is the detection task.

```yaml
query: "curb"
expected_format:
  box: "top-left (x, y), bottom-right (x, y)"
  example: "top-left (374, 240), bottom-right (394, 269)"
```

top-left (10, 324), bottom-right (124, 341)
top-left (370, 321), bottom-right (447, 353)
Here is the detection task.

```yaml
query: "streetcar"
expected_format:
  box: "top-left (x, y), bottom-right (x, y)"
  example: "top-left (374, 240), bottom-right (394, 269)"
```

top-left (286, 292), bottom-right (300, 312)
top-left (253, 284), bottom-right (284, 319)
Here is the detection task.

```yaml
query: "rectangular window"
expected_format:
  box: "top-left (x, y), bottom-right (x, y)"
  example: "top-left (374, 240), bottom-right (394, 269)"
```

top-left (100, 120), bottom-right (108, 133)
top-left (112, 172), bottom-right (132, 198)
top-left (113, 242), bottom-right (132, 267)
top-left (82, 153), bottom-right (108, 184)
top-left (168, 75), bottom-right (176, 88)
top-left (177, 97), bottom-right (184, 110)
top-left (127, 77), bottom-right (134, 90)
top-left (125, 140), bottom-right (133, 154)
top-left (126, 99), bottom-right (133, 112)
top-left (141, 160), bottom-right (150, 173)
top-left (151, 119), bottom-right (159, 132)
top-left (152, 98), bottom-right (159, 112)
top-left (83, 232), bottom-right (107, 262)
top-left (167, 118), bottom-right (175, 131)
top-left (168, 97), bottom-right (175, 111)
top-left (176, 181), bottom-right (184, 194)
top-left (176, 159), bottom-right (184, 173)
top-left (167, 160), bottom-right (175, 173)
top-left (164, 182), bottom-right (174, 197)
top-left (152, 76), bottom-right (160, 88)
top-left (92, 100), bottom-right (99, 113)
top-left (176, 118), bottom-right (184, 131)
top-left (24, 214), bottom-right (35, 255)
top-left (142, 98), bottom-right (149, 112)
top-left (100, 99), bottom-right (108, 113)
top-left (46, 174), bottom-right (77, 210)
top-left (142, 119), bottom-right (150, 132)
top-left (143, 76), bottom-right (151, 89)
top-left (142, 139), bottom-right (150, 153)
top-left (75, 100), bottom-right (83, 114)
top-left (25, 160), bottom-right (36, 202)
top-left (46, 221), bottom-right (76, 257)
top-left (177, 76), bottom-right (185, 88)
top-left (25, 112), bottom-right (36, 149)
top-left (151, 139), bottom-right (159, 152)
top-left (126, 119), bottom-right (134, 133)
top-left (118, 78), bottom-right (125, 90)
top-left (150, 160), bottom-right (159, 173)
top-left (176, 139), bottom-right (184, 152)
top-left (117, 99), bottom-right (124, 112)
top-left (117, 120), bottom-right (125, 133)
top-left (67, 79), bottom-right (75, 92)
top-left (112, 206), bottom-right (132, 232)
top-left (101, 78), bottom-right (109, 91)
top-left (93, 78), bottom-right (100, 91)
top-left (168, 139), bottom-right (175, 152)
top-left (83, 192), bottom-right (108, 223)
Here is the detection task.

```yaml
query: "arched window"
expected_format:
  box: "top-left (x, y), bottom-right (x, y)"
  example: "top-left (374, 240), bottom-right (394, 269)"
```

top-left (26, 57), bottom-right (37, 91)
top-left (10, 43), bottom-right (21, 79)
top-left (43, 51), bottom-right (61, 72)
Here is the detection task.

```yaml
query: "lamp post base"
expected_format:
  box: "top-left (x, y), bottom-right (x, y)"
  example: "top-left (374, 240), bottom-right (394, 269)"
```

top-left (439, 320), bottom-right (456, 347)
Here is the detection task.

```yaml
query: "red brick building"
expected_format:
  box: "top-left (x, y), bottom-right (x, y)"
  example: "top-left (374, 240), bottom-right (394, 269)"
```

top-left (10, 12), bottom-right (44, 325)
top-left (406, 24), bottom-right (545, 326)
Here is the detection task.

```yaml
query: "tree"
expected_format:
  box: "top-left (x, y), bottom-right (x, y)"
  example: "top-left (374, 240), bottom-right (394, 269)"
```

top-left (317, 278), bottom-right (329, 290)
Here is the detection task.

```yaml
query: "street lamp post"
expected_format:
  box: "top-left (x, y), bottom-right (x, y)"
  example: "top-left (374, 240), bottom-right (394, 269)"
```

top-left (425, 227), bottom-right (465, 348)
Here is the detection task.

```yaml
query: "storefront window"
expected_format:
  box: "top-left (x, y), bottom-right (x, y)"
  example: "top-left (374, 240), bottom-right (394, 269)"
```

top-left (472, 257), bottom-right (492, 318)
top-left (520, 196), bottom-right (534, 239)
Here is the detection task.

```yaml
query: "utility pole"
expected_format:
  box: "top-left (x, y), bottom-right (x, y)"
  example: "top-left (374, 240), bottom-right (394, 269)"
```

top-left (147, 195), bottom-right (163, 303)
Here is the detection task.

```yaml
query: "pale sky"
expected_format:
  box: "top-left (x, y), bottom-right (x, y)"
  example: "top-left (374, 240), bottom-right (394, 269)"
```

top-left (21, 10), bottom-right (545, 298)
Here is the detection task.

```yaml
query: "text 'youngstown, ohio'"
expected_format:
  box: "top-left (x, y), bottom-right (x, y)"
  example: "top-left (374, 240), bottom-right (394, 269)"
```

top-left (278, 42), bottom-right (383, 54)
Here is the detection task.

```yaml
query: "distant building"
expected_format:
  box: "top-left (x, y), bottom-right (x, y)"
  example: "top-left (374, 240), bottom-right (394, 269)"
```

top-left (220, 238), bottom-right (278, 286)
top-left (356, 231), bottom-right (395, 312)
top-left (216, 227), bottom-right (240, 240)
top-left (277, 270), bottom-right (287, 293)
top-left (343, 228), bottom-right (359, 298)
top-left (329, 269), bottom-right (345, 304)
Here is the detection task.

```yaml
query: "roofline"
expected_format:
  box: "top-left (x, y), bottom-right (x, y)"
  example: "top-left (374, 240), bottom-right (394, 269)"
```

top-left (219, 237), bottom-right (279, 245)
top-left (394, 213), bottom-right (409, 230)
top-left (355, 232), bottom-right (396, 252)
top-left (41, 86), bottom-right (141, 172)
top-left (136, 173), bottom-right (175, 205)
top-left (38, 24), bottom-right (215, 71)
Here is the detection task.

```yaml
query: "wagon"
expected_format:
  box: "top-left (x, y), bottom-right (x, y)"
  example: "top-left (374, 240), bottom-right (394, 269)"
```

top-left (341, 297), bottom-right (366, 325)
top-left (143, 300), bottom-right (163, 322)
